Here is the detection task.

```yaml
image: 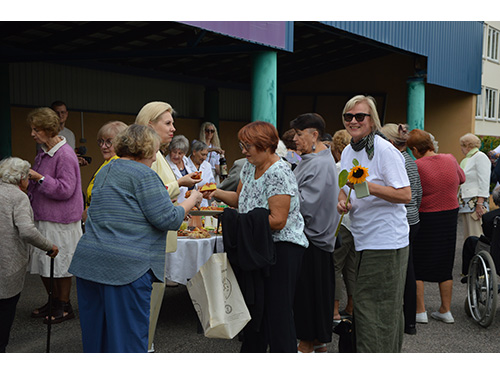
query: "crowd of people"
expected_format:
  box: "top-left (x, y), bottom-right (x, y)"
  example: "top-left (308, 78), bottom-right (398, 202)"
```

top-left (0, 94), bottom-right (496, 353)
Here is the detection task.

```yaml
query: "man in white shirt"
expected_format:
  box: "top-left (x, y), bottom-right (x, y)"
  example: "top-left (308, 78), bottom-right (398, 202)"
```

top-left (51, 101), bottom-right (88, 166)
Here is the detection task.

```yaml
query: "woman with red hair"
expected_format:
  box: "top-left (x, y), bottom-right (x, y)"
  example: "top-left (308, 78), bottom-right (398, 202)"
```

top-left (205, 121), bottom-right (308, 353)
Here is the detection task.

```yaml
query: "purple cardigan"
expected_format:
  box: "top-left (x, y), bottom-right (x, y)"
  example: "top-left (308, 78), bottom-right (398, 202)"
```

top-left (28, 140), bottom-right (83, 224)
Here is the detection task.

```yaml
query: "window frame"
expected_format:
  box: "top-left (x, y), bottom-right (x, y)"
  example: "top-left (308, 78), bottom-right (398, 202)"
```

top-left (486, 26), bottom-right (500, 62)
top-left (484, 87), bottom-right (498, 121)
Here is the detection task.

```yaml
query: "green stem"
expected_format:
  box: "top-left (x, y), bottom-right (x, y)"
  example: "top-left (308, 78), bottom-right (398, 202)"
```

top-left (334, 187), bottom-right (352, 237)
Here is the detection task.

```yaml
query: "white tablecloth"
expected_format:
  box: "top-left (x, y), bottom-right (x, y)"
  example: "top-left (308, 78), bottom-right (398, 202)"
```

top-left (165, 235), bottom-right (224, 285)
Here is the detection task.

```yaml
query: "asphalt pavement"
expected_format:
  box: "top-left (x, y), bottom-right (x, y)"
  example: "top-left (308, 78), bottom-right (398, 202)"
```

top-left (5, 215), bottom-right (500, 354)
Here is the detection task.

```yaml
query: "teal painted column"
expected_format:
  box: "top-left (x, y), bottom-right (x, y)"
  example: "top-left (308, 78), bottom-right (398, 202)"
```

top-left (204, 86), bottom-right (220, 129)
top-left (251, 51), bottom-right (277, 127)
top-left (406, 76), bottom-right (425, 131)
top-left (0, 63), bottom-right (11, 159)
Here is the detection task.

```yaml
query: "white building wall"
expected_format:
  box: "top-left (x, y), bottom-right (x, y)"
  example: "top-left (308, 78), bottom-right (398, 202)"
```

top-left (475, 21), bottom-right (500, 136)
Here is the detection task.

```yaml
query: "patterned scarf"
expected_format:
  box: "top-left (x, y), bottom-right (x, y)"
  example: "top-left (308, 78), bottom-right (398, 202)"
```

top-left (350, 131), bottom-right (388, 160)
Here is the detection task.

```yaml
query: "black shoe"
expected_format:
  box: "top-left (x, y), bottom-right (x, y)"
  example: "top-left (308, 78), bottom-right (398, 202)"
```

top-left (405, 326), bottom-right (417, 335)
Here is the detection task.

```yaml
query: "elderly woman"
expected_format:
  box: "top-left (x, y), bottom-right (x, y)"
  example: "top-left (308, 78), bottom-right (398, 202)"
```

top-left (135, 101), bottom-right (201, 352)
top-left (458, 133), bottom-right (491, 239)
top-left (381, 123), bottom-right (423, 335)
top-left (85, 121), bottom-right (128, 209)
top-left (69, 125), bottom-right (202, 352)
top-left (337, 95), bottom-right (411, 353)
top-left (199, 121), bottom-right (224, 183)
top-left (166, 135), bottom-right (193, 204)
top-left (205, 121), bottom-right (308, 353)
top-left (27, 107), bottom-right (83, 324)
top-left (331, 129), bottom-right (356, 323)
top-left (407, 129), bottom-right (465, 325)
top-left (0, 157), bottom-right (58, 352)
top-left (187, 140), bottom-right (215, 207)
top-left (289, 113), bottom-right (339, 353)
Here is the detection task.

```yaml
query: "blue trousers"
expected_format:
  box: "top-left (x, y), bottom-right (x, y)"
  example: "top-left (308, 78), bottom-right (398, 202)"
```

top-left (76, 271), bottom-right (154, 353)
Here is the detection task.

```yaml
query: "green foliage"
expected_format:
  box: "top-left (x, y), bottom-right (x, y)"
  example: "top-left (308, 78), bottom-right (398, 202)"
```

top-left (338, 169), bottom-right (348, 188)
top-left (479, 135), bottom-right (500, 153)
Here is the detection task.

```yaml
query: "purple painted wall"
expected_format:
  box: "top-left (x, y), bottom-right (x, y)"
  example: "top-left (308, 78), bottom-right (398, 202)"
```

top-left (181, 21), bottom-right (289, 50)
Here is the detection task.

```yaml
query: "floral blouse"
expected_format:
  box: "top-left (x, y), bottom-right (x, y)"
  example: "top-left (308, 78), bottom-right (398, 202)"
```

top-left (238, 158), bottom-right (308, 248)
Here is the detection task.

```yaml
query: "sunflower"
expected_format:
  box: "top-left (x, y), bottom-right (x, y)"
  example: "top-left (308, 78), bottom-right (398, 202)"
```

top-left (347, 165), bottom-right (369, 184)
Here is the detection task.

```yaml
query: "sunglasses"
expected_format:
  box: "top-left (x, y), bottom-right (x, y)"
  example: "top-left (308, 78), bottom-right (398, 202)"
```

top-left (205, 129), bottom-right (215, 134)
top-left (343, 113), bottom-right (371, 123)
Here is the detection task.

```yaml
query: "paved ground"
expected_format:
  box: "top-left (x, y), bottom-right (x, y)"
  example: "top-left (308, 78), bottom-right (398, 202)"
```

top-left (5, 216), bottom-right (500, 354)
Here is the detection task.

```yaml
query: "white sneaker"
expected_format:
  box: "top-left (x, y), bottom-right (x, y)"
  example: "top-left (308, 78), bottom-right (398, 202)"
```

top-left (431, 311), bottom-right (454, 324)
top-left (148, 343), bottom-right (155, 353)
top-left (416, 311), bottom-right (428, 324)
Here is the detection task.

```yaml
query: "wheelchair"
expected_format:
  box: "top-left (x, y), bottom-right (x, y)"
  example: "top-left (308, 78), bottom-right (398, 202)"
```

top-left (464, 216), bottom-right (500, 327)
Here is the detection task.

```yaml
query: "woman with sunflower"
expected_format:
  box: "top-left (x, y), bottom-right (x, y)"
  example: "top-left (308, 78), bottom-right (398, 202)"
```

top-left (291, 113), bottom-right (340, 353)
top-left (407, 129), bottom-right (465, 325)
top-left (337, 95), bottom-right (411, 353)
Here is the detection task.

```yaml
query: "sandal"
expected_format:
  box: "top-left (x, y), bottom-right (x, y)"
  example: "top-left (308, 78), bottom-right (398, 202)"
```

top-left (313, 343), bottom-right (327, 353)
top-left (31, 299), bottom-right (57, 318)
top-left (43, 300), bottom-right (75, 324)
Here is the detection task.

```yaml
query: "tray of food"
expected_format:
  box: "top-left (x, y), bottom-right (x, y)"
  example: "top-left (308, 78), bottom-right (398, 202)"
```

top-left (177, 227), bottom-right (212, 239)
top-left (189, 207), bottom-right (224, 216)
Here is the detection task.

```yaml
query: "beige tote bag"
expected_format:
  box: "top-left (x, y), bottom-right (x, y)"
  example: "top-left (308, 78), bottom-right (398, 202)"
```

top-left (187, 252), bottom-right (251, 339)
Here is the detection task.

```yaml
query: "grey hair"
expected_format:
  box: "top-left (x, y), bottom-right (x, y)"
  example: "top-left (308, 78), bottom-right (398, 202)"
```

top-left (191, 139), bottom-right (209, 153)
top-left (276, 140), bottom-right (287, 158)
top-left (169, 135), bottom-right (190, 154)
top-left (493, 185), bottom-right (500, 207)
top-left (0, 157), bottom-right (31, 185)
top-left (428, 133), bottom-right (439, 153)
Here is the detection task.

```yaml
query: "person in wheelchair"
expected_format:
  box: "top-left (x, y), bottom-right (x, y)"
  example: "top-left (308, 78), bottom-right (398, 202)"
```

top-left (461, 185), bottom-right (500, 282)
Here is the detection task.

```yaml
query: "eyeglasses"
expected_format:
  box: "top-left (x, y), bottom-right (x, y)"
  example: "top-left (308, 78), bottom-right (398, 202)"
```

top-left (97, 139), bottom-right (113, 148)
top-left (205, 129), bottom-right (215, 134)
top-left (239, 142), bottom-right (253, 151)
top-left (343, 113), bottom-right (371, 123)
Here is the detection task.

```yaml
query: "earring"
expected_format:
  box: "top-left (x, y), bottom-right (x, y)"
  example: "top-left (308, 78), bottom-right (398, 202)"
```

top-left (312, 142), bottom-right (316, 152)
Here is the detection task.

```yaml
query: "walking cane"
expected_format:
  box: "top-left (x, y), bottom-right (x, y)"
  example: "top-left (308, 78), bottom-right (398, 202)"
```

top-left (46, 253), bottom-right (54, 353)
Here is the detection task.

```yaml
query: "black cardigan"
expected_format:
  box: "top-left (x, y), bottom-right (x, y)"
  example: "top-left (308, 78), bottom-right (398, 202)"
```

top-left (222, 207), bottom-right (276, 331)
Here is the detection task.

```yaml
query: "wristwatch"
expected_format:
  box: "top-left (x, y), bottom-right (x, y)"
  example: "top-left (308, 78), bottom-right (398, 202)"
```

top-left (38, 176), bottom-right (45, 184)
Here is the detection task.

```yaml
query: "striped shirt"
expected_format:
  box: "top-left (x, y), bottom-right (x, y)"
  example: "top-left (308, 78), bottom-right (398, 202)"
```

top-left (69, 159), bottom-right (185, 285)
top-left (403, 151), bottom-right (422, 225)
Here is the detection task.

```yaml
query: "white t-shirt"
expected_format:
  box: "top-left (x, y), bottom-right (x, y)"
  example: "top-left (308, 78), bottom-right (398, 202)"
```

top-left (186, 156), bottom-right (215, 207)
top-left (340, 135), bottom-right (410, 251)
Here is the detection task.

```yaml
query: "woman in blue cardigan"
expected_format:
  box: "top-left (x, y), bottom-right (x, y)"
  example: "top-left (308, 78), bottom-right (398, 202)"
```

top-left (69, 125), bottom-right (202, 353)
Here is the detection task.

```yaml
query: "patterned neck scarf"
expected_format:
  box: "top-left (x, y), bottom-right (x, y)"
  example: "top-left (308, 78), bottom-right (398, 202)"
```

top-left (350, 130), bottom-right (388, 160)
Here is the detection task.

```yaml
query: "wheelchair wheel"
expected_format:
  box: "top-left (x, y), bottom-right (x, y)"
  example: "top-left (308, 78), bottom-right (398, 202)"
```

top-left (467, 250), bottom-right (498, 327)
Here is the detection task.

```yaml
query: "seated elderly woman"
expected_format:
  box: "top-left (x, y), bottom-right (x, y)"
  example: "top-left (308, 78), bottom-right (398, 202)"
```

top-left (166, 135), bottom-right (193, 204)
top-left (187, 140), bottom-right (215, 207)
top-left (0, 157), bottom-right (58, 353)
top-left (69, 125), bottom-right (202, 353)
top-left (458, 133), bottom-right (491, 239)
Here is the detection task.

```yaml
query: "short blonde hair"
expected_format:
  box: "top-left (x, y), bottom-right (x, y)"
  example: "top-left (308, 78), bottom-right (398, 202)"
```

top-left (27, 107), bottom-right (60, 137)
top-left (342, 95), bottom-right (381, 133)
top-left (97, 121), bottom-right (128, 140)
top-left (460, 133), bottom-right (481, 150)
top-left (332, 129), bottom-right (351, 154)
top-left (114, 124), bottom-right (160, 160)
top-left (381, 123), bottom-right (409, 147)
top-left (135, 101), bottom-right (174, 126)
top-left (0, 157), bottom-right (31, 185)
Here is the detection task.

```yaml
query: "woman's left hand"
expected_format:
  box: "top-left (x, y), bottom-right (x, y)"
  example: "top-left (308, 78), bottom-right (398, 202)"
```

top-left (475, 202), bottom-right (486, 219)
top-left (28, 169), bottom-right (43, 181)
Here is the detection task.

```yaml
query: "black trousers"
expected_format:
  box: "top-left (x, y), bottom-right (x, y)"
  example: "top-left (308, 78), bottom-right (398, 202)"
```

top-left (403, 223), bottom-right (419, 330)
top-left (240, 242), bottom-right (305, 353)
top-left (0, 293), bottom-right (21, 353)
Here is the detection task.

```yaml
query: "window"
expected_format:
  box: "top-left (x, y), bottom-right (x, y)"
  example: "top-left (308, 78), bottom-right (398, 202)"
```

top-left (487, 26), bottom-right (499, 61)
top-left (484, 87), bottom-right (498, 120)
top-left (476, 87), bottom-right (483, 118)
